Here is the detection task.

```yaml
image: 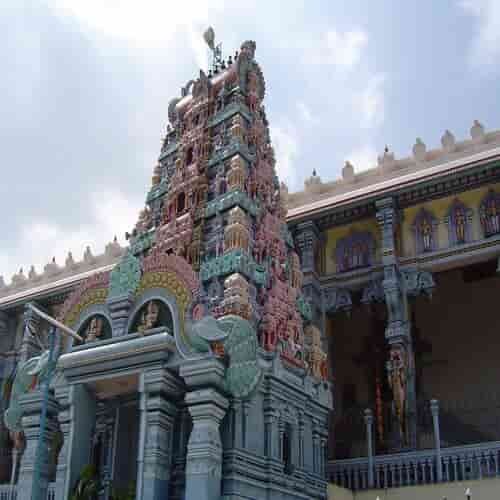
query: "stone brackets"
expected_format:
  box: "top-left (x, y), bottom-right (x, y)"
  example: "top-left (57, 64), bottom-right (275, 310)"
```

top-left (401, 268), bottom-right (435, 298)
top-left (323, 287), bottom-right (352, 315)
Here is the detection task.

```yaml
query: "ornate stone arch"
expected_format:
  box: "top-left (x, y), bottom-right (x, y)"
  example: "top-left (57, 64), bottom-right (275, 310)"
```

top-left (135, 250), bottom-right (201, 356)
top-left (126, 288), bottom-right (176, 336)
top-left (71, 304), bottom-right (112, 349)
top-left (58, 271), bottom-right (110, 330)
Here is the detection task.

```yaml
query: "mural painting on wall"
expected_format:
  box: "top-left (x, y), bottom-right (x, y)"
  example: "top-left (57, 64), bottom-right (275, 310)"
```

top-left (335, 231), bottom-right (374, 273)
top-left (446, 199), bottom-right (472, 246)
top-left (480, 190), bottom-right (500, 237)
top-left (413, 208), bottom-right (437, 254)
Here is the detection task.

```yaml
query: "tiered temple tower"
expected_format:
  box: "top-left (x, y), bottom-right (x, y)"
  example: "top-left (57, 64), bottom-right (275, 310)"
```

top-left (124, 38), bottom-right (332, 498)
top-left (0, 38), bottom-right (331, 500)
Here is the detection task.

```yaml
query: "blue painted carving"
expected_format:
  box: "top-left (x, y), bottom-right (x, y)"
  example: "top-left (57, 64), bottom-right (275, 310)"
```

top-left (401, 268), bottom-right (435, 298)
top-left (335, 231), bottom-right (374, 273)
top-left (323, 287), bottom-right (352, 314)
top-left (108, 250), bottom-right (142, 298)
top-left (4, 351), bottom-right (52, 432)
top-left (412, 208), bottom-right (438, 254)
top-left (445, 199), bottom-right (472, 246)
top-left (480, 189), bottom-right (500, 237)
top-left (361, 279), bottom-right (385, 304)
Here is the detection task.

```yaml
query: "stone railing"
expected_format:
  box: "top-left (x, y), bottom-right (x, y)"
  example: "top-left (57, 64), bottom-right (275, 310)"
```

top-left (329, 440), bottom-right (500, 491)
top-left (0, 238), bottom-right (124, 300)
top-left (46, 482), bottom-right (56, 500)
top-left (0, 485), bottom-right (16, 500)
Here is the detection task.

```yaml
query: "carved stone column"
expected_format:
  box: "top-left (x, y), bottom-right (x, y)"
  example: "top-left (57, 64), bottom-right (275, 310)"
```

top-left (106, 293), bottom-right (134, 337)
top-left (376, 197), bottom-right (417, 450)
top-left (137, 367), bottom-right (183, 500)
top-left (0, 310), bottom-right (12, 483)
top-left (54, 384), bottom-right (96, 500)
top-left (19, 302), bottom-right (42, 362)
top-left (17, 391), bottom-right (59, 500)
top-left (180, 358), bottom-right (228, 500)
top-left (294, 220), bottom-right (323, 328)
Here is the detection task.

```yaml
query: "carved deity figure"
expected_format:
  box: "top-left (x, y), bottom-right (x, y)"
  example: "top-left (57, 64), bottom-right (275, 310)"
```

top-left (138, 300), bottom-right (160, 334)
top-left (482, 196), bottom-right (500, 236)
top-left (420, 218), bottom-right (433, 252)
top-left (454, 206), bottom-right (466, 243)
top-left (386, 345), bottom-right (407, 444)
top-left (305, 325), bottom-right (327, 380)
top-left (85, 316), bottom-right (103, 343)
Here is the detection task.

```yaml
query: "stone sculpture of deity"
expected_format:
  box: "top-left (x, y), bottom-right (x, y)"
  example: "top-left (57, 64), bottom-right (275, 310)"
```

top-left (454, 206), bottom-right (466, 243)
top-left (421, 219), bottom-right (432, 251)
top-left (305, 325), bottom-right (328, 380)
top-left (387, 345), bottom-right (407, 444)
top-left (138, 300), bottom-right (160, 334)
top-left (484, 197), bottom-right (500, 235)
top-left (85, 316), bottom-right (103, 343)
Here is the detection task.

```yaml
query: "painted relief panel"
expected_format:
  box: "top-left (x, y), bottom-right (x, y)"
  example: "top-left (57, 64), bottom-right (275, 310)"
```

top-left (324, 218), bottom-right (380, 275)
top-left (400, 182), bottom-right (500, 258)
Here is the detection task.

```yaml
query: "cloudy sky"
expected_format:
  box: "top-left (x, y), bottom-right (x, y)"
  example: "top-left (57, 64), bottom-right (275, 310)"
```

top-left (1, 0), bottom-right (500, 283)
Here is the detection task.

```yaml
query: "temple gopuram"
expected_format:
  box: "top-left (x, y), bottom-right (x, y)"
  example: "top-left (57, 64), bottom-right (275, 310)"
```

top-left (1, 35), bottom-right (500, 500)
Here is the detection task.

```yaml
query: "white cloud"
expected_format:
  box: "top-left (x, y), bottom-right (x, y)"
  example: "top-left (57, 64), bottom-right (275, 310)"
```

top-left (460, 0), bottom-right (500, 68)
top-left (1, 189), bottom-right (141, 285)
top-left (296, 102), bottom-right (317, 125)
top-left (324, 29), bottom-right (368, 68)
top-left (346, 145), bottom-right (378, 172)
top-left (50, 0), bottom-right (225, 70)
top-left (357, 74), bottom-right (386, 129)
top-left (270, 125), bottom-right (299, 191)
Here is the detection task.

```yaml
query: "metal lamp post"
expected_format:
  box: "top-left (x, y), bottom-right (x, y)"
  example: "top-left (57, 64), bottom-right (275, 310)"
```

top-left (26, 303), bottom-right (82, 500)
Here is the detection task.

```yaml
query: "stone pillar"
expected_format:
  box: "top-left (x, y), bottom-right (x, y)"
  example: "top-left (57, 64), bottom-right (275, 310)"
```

top-left (136, 367), bottom-right (182, 500)
top-left (294, 221), bottom-right (323, 328)
top-left (364, 409), bottom-right (374, 488)
top-left (54, 384), bottom-right (96, 500)
top-left (106, 293), bottom-right (134, 337)
top-left (180, 358), bottom-right (228, 500)
top-left (264, 408), bottom-right (280, 460)
top-left (0, 311), bottom-right (12, 483)
top-left (17, 391), bottom-right (59, 500)
top-left (20, 302), bottom-right (42, 362)
top-left (376, 198), bottom-right (417, 450)
top-left (430, 399), bottom-right (442, 482)
top-left (232, 399), bottom-right (244, 449)
top-left (297, 413), bottom-right (305, 469)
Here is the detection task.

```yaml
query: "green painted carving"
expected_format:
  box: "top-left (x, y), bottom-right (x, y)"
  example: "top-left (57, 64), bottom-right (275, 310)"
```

top-left (296, 294), bottom-right (312, 321)
top-left (208, 102), bottom-right (252, 127)
top-left (130, 231), bottom-right (156, 255)
top-left (205, 190), bottom-right (259, 219)
top-left (200, 249), bottom-right (267, 284)
top-left (108, 250), bottom-right (142, 298)
top-left (219, 315), bottom-right (261, 399)
top-left (186, 315), bottom-right (223, 353)
top-left (4, 351), bottom-right (52, 432)
top-left (208, 140), bottom-right (254, 169)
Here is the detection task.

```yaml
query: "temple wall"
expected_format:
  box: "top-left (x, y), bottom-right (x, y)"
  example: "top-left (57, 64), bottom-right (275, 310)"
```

top-left (400, 182), bottom-right (500, 258)
top-left (324, 218), bottom-right (381, 275)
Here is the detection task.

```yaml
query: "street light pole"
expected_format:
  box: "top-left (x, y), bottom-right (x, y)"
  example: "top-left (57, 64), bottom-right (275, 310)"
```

top-left (24, 303), bottom-right (82, 500)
